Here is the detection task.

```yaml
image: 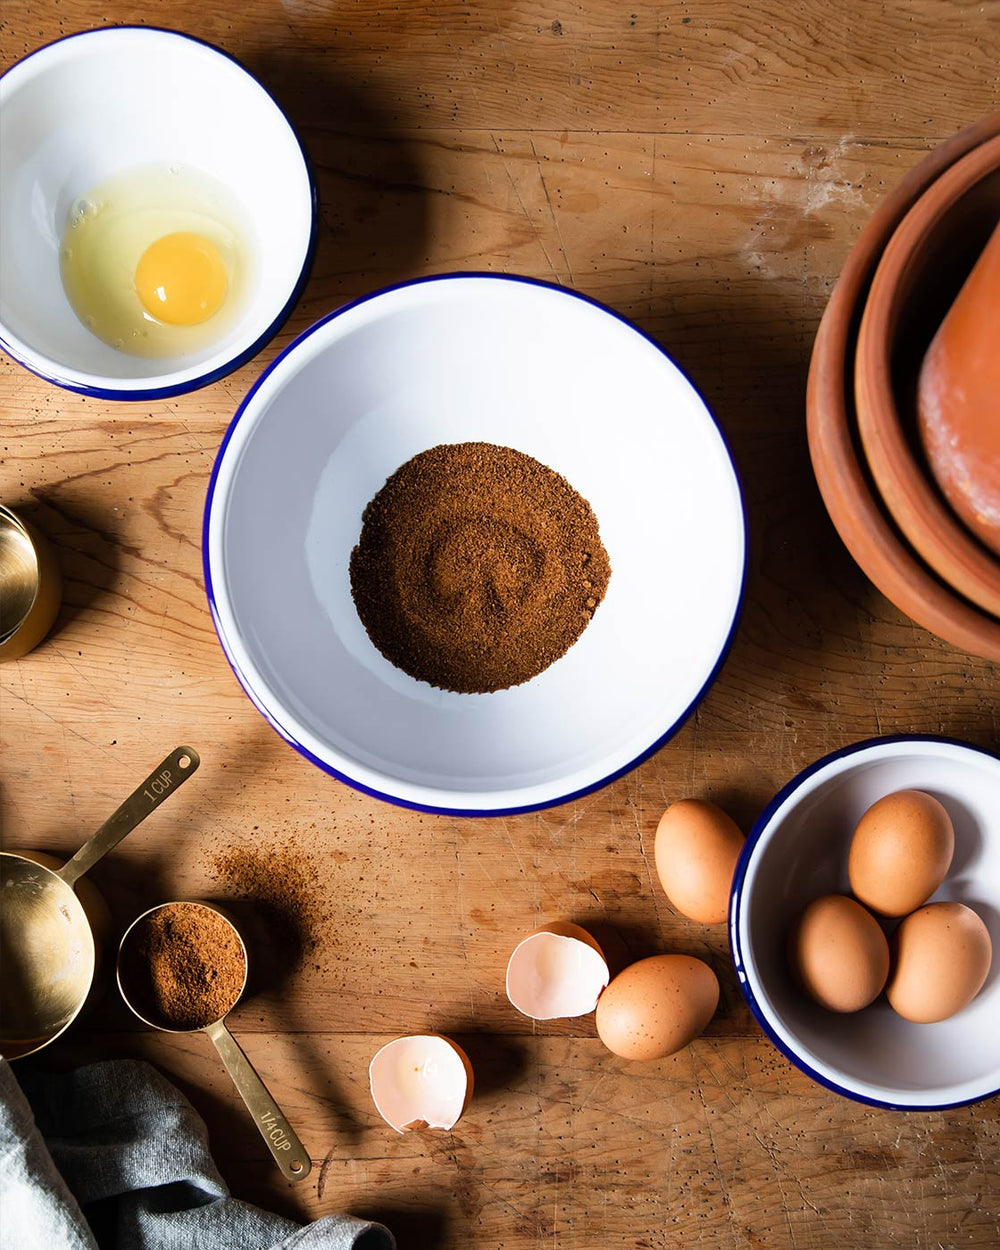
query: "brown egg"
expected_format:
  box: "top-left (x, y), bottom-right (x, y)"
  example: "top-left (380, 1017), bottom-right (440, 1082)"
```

top-left (887, 901), bottom-right (993, 1024)
top-left (654, 799), bottom-right (745, 924)
top-left (595, 954), bottom-right (719, 1060)
top-left (788, 894), bottom-right (890, 1013)
top-left (848, 789), bottom-right (954, 917)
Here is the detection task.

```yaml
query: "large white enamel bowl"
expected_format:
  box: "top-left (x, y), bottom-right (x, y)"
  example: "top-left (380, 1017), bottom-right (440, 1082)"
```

top-left (0, 27), bottom-right (313, 399)
top-left (204, 274), bottom-right (746, 814)
top-left (731, 736), bottom-right (1000, 1109)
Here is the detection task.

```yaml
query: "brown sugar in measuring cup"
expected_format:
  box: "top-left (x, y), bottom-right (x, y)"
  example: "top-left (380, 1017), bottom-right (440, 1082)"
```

top-left (117, 900), bottom-right (311, 1181)
top-left (0, 747), bottom-right (200, 1060)
top-left (120, 902), bottom-right (244, 1029)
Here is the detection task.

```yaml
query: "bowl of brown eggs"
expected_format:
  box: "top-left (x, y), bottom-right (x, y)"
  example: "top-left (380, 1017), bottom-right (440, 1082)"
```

top-left (729, 736), bottom-right (999, 1109)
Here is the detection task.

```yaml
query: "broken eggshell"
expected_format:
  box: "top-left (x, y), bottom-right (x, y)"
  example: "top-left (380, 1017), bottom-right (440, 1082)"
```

top-left (369, 1034), bottom-right (474, 1133)
top-left (505, 920), bottom-right (610, 1020)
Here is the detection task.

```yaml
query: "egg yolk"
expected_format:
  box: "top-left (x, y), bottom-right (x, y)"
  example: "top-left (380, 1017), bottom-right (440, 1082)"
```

top-left (135, 232), bottom-right (227, 326)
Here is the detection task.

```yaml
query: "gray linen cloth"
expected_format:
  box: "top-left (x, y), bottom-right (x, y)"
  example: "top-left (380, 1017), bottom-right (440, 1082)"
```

top-left (0, 1058), bottom-right (395, 1250)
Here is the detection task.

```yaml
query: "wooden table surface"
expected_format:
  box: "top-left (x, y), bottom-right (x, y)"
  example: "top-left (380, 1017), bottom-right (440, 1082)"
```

top-left (2, 2), bottom-right (999, 1246)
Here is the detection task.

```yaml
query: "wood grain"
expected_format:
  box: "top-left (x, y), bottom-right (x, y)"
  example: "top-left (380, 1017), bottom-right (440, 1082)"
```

top-left (1, 1), bottom-right (999, 1247)
top-left (40, 1029), bottom-right (1000, 1248)
top-left (2, 1), bottom-right (998, 138)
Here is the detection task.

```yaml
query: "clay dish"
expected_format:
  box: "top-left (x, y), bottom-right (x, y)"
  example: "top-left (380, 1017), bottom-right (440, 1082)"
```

top-left (854, 134), bottom-right (1000, 617)
top-left (807, 113), bottom-right (1000, 661)
top-left (917, 221), bottom-right (1000, 557)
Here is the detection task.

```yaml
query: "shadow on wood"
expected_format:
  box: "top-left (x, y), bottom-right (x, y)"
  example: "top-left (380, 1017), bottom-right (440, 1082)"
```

top-left (450, 1030), bottom-right (531, 1102)
top-left (244, 48), bottom-right (433, 311)
top-left (584, 917), bottom-right (662, 979)
top-left (6, 492), bottom-right (122, 645)
top-left (348, 1200), bottom-right (451, 1250)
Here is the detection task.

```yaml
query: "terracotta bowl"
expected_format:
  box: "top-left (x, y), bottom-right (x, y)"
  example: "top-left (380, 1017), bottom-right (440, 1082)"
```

top-left (854, 134), bottom-right (1000, 617)
top-left (807, 114), bottom-right (1000, 661)
top-left (918, 221), bottom-right (1000, 557)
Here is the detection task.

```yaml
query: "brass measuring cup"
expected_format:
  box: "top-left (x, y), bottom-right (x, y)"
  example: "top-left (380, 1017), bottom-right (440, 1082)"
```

top-left (0, 503), bottom-right (62, 661)
top-left (117, 900), bottom-right (312, 1182)
top-left (0, 747), bottom-right (200, 1059)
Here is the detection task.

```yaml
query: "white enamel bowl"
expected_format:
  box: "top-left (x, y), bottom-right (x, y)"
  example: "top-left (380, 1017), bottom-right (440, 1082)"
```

top-left (205, 274), bottom-right (746, 815)
top-left (731, 736), bottom-right (1000, 1109)
top-left (0, 27), bottom-right (313, 398)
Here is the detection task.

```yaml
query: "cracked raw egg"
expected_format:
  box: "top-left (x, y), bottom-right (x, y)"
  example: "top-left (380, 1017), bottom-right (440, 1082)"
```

top-left (135, 231), bottom-right (228, 326)
top-left (60, 162), bottom-right (252, 358)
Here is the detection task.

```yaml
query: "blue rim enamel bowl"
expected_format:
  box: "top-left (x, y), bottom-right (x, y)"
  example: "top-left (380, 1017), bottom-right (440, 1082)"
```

top-left (730, 735), bottom-right (1000, 1110)
top-left (204, 274), bottom-right (746, 815)
top-left (0, 27), bottom-right (314, 399)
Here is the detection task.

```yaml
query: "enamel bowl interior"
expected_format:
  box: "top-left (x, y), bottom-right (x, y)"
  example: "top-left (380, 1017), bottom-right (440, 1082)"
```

top-left (731, 737), bottom-right (1000, 1109)
top-left (205, 275), bottom-right (746, 814)
top-left (0, 27), bottom-right (312, 396)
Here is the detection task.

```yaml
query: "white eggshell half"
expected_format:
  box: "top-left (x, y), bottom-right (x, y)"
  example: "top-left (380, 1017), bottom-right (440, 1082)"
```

top-left (369, 1035), bottom-right (471, 1133)
top-left (505, 928), bottom-right (610, 1020)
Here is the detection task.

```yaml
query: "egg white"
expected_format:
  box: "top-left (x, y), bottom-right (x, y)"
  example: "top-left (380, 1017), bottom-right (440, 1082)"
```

top-left (60, 163), bottom-right (254, 359)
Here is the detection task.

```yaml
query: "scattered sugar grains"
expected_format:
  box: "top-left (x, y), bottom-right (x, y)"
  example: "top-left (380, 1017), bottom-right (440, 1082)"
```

top-left (209, 838), bottom-right (330, 964)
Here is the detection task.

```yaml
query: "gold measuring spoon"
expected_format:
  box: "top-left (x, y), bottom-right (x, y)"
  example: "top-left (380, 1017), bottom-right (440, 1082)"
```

top-left (0, 746), bottom-right (200, 1059)
top-left (117, 900), bottom-right (312, 1182)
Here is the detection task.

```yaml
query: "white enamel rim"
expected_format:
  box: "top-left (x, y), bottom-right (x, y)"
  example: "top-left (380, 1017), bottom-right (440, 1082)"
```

top-left (204, 273), bottom-right (747, 815)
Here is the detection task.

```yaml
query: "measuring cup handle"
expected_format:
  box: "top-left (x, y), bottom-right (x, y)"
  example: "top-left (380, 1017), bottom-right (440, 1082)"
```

top-left (58, 747), bottom-right (200, 888)
top-left (205, 1020), bottom-right (312, 1182)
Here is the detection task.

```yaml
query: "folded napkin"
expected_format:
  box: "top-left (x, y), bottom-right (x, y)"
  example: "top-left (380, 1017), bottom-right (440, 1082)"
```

top-left (0, 1058), bottom-right (395, 1250)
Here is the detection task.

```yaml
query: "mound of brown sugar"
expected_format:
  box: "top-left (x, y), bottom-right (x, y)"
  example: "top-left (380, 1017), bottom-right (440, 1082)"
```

top-left (349, 442), bottom-right (611, 693)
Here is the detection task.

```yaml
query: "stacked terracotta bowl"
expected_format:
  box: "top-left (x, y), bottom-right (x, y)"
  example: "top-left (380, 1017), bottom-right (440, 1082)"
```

top-left (808, 114), bottom-right (1000, 659)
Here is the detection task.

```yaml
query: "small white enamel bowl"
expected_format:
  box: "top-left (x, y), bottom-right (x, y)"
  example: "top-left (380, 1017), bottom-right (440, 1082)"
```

top-left (730, 736), bottom-right (1000, 1110)
top-left (0, 27), bottom-right (313, 399)
top-left (205, 274), bottom-right (746, 815)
